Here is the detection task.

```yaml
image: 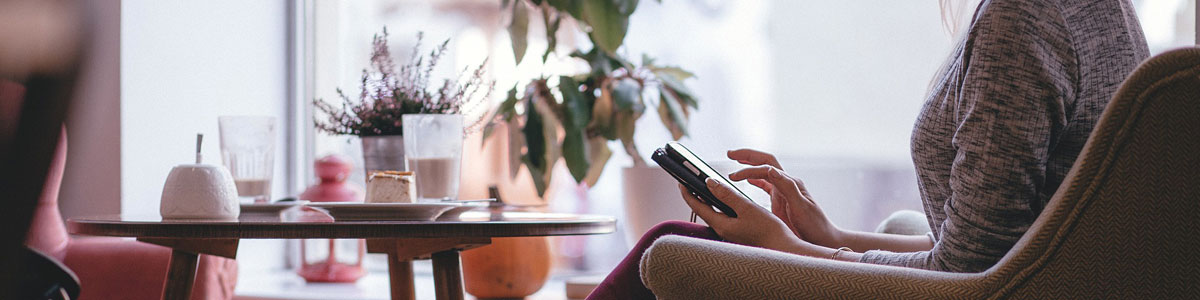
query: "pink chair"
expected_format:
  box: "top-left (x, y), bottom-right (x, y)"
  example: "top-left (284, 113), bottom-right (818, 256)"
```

top-left (4, 81), bottom-right (238, 300)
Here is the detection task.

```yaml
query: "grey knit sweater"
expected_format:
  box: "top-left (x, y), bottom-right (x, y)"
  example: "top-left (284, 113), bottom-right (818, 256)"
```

top-left (859, 0), bottom-right (1148, 272)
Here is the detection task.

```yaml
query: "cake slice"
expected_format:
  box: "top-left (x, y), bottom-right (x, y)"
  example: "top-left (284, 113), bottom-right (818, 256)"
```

top-left (366, 171), bottom-right (415, 203)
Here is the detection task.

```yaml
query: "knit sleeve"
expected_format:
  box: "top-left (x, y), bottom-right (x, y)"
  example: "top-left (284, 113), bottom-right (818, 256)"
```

top-left (859, 0), bottom-right (1076, 272)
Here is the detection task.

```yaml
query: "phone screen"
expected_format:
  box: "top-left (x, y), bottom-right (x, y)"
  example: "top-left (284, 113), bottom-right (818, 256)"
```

top-left (667, 142), bottom-right (748, 198)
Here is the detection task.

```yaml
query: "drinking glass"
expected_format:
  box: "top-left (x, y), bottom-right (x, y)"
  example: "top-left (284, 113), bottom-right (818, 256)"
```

top-left (218, 116), bottom-right (276, 203)
top-left (402, 114), bottom-right (463, 202)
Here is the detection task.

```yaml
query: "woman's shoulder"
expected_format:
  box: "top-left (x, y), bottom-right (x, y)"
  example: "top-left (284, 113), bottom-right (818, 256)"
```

top-left (963, 0), bottom-right (1075, 63)
top-left (971, 0), bottom-right (1070, 35)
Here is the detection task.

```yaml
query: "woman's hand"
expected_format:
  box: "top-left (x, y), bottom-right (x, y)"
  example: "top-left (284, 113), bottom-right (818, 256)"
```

top-left (726, 149), bottom-right (844, 248)
top-left (679, 179), bottom-right (813, 254)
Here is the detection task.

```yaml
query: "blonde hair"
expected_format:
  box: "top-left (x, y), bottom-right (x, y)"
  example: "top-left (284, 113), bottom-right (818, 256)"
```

top-left (939, 0), bottom-right (978, 37)
top-left (928, 0), bottom-right (979, 95)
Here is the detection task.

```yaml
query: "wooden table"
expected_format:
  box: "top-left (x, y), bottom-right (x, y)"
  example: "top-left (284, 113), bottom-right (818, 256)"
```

top-left (67, 210), bottom-right (616, 300)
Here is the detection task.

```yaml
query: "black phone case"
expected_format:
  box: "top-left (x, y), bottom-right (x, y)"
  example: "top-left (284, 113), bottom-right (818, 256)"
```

top-left (652, 146), bottom-right (739, 218)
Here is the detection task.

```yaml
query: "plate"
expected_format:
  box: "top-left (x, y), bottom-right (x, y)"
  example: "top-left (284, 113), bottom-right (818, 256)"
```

top-left (307, 202), bottom-right (458, 221)
top-left (435, 202), bottom-right (490, 221)
top-left (240, 201), bottom-right (310, 214)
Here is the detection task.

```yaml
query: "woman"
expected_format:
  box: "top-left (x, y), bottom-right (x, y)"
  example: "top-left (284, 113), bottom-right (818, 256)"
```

top-left (588, 0), bottom-right (1149, 298)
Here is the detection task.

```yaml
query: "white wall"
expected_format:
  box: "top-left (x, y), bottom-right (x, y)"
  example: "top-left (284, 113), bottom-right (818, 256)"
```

top-left (120, 0), bottom-right (290, 217)
top-left (766, 1), bottom-right (951, 162)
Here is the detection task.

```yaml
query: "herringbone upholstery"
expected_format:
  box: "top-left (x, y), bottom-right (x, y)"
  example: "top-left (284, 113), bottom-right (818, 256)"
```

top-left (639, 48), bottom-right (1200, 299)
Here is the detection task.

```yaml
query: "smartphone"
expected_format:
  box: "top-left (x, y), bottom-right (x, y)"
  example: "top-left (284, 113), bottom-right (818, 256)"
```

top-left (651, 142), bottom-right (747, 218)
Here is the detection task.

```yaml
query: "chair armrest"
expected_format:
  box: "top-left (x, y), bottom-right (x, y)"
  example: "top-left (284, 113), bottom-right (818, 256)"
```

top-left (640, 235), bottom-right (981, 299)
top-left (62, 237), bottom-right (238, 300)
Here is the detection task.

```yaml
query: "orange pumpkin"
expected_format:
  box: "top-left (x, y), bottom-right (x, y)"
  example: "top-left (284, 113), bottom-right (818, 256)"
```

top-left (461, 236), bottom-right (553, 298)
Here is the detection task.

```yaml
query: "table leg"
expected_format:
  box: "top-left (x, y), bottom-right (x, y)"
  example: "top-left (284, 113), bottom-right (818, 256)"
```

top-left (162, 249), bottom-right (199, 300)
top-left (386, 253), bottom-right (416, 300)
top-left (431, 250), bottom-right (464, 300)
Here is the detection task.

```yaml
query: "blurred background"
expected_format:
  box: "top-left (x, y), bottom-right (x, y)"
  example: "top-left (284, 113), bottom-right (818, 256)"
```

top-left (304, 0), bottom-right (1196, 274)
top-left (54, 0), bottom-right (1195, 298)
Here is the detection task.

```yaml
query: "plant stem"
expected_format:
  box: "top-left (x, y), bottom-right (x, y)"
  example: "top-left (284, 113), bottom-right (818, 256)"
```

top-left (624, 141), bottom-right (646, 167)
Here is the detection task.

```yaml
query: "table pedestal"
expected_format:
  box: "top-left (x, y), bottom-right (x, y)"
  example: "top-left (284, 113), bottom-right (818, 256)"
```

top-left (163, 250), bottom-right (199, 300)
top-left (431, 251), bottom-right (464, 300)
top-left (386, 257), bottom-right (416, 299)
top-left (138, 238), bottom-right (240, 300)
top-left (366, 237), bottom-right (491, 300)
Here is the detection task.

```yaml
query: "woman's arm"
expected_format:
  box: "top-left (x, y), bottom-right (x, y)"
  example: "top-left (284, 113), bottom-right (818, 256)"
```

top-left (680, 174), bottom-right (931, 262)
top-left (725, 151), bottom-right (933, 253)
top-left (836, 230), bottom-right (933, 253)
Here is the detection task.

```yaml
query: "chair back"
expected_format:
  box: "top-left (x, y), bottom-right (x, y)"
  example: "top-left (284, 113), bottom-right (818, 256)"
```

top-left (0, 0), bottom-right (87, 298)
top-left (18, 247), bottom-right (80, 300)
top-left (985, 48), bottom-right (1200, 298)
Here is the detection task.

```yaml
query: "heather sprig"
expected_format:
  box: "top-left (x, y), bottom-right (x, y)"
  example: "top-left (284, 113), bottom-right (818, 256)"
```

top-left (314, 29), bottom-right (494, 136)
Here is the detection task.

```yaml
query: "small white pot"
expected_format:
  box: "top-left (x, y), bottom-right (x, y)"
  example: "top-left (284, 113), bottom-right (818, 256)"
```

top-left (160, 163), bottom-right (240, 220)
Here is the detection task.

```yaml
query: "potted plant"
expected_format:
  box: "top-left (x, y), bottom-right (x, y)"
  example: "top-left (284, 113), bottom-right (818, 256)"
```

top-left (314, 30), bottom-right (491, 176)
top-left (467, 2), bottom-right (700, 295)
top-left (486, 0), bottom-right (699, 197)
top-left (487, 0), bottom-right (699, 230)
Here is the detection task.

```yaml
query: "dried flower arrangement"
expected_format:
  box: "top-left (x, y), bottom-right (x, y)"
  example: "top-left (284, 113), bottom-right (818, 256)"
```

top-left (314, 29), bottom-right (494, 137)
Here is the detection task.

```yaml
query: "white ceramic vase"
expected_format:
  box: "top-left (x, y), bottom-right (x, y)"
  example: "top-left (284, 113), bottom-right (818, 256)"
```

top-left (160, 163), bottom-right (240, 220)
top-left (620, 165), bottom-right (696, 246)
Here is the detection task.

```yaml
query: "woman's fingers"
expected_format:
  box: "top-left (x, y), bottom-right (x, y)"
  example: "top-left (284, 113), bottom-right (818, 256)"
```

top-left (748, 179), bottom-right (773, 194)
top-left (729, 165), bottom-right (772, 181)
top-left (705, 178), bottom-right (755, 213)
top-left (727, 148), bottom-right (782, 169)
top-left (678, 184), bottom-right (729, 226)
top-left (765, 167), bottom-right (811, 207)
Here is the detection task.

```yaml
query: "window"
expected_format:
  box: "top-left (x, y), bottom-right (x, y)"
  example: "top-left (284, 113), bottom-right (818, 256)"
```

top-left (298, 0), bottom-right (1197, 274)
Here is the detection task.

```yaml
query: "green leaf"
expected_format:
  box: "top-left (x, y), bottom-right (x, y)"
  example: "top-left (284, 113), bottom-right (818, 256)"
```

top-left (498, 85), bottom-right (521, 121)
top-left (546, 0), bottom-right (583, 20)
top-left (650, 66), bottom-right (695, 81)
top-left (507, 118), bottom-right (525, 179)
top-left (617, 0), bottom-right (639, 16)
top-left (582, 136), bottom-right (612, 186)
top-left (581, 0), bottom-right (629, 55)
top-left (562, 129), bottom-right (588, 183)
top-left (641, 53), bottom-right (655, 67)
top-left (509, 0), bottom-right (530, 65)
top-left (615, 110), bottom-right (639, 147)
top-left (612, 77), bottom-right (642, 112)
top-left (572, 48), bottom-right (617, 77)
top-left (523, 91), bottom-right (562, 197)
top-left (522, 156), bottom-right (549, 197)
top-left (589, 85), bottom-right (616, 140)
top-left (656, 74), bottom-right (698, 108)
top-left (522, 101), bottom-right (547, 173)
top-left (484, 86), bottom-right (521, 142)
top-left (658, 87), bottom-right (688, 139)
top-left (558, 76), bottom-right (591, 131)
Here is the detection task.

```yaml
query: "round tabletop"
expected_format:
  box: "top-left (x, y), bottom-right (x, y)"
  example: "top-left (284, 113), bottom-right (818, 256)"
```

top-left (67, 211), bottom-right (617, 239)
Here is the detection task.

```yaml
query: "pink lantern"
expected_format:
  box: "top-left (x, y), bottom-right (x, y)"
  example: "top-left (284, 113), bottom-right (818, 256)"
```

top-left (297, 155), bottom-right (366, 283)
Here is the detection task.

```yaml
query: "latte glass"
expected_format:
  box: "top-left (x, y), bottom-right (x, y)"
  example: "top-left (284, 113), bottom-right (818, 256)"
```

top-left (218, 116), bottom-right (275, 203)
top-left (401, 114), bottom-right (463, 202)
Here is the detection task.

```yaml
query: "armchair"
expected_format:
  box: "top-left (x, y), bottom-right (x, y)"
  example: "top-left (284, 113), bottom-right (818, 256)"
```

top-left (640, 48), bottom-right (1200, 299)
